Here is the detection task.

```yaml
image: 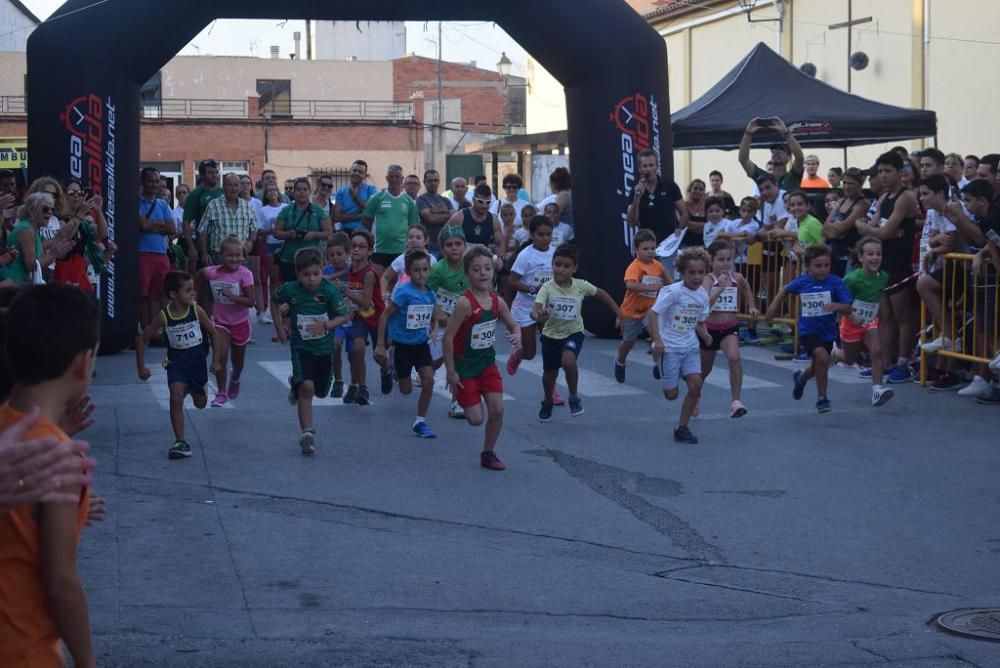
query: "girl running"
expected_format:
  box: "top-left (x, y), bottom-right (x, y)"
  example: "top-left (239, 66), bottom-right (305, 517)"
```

top-left (380, 223), bottom-right (435, 299)
top-left (834, 237), bottom-right (895, 407)
top-left (197, 236), bottom-right (255, 406)
top-left (700, 240), bottom-right (758, 417)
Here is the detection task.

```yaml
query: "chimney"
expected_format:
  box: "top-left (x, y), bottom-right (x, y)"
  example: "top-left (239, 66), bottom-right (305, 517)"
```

top-left (293, 32), bottom-right (301, 60)
top-left (270, 45), bottom-right (280, 59)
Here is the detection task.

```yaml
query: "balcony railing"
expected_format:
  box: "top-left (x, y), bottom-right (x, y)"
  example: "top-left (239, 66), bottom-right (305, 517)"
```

top-left (0, 96), bottom-right (413, 121)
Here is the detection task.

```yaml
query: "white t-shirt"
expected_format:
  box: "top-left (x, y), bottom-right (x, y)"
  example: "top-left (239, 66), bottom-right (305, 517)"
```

top-left (510, 244), bottom-right (555, 326)
top-left (512, 227), bottom-right (531, 246)
top-left (551, 222), bottom-right (575, 247)
top-left (651, 282), bottom-right (711, 352)
top-left (490, 198), bottom-right (529, 230)
top-left (247, 196), bottom-right (265, 231)
top-left (722, 218), bottom-right (761, 262)
top-left (261, 203), bottom-right (288, 244)
top-left (389, 250), bottom-right (438, 296)
top-left (173, 204), bottom-right (185, 226)
top-left (760, 192), bottom-right (789, 229)
top-left (919, 208), bottom-right (957, 274)
top-left (702, 219), bottom-right (735, 247)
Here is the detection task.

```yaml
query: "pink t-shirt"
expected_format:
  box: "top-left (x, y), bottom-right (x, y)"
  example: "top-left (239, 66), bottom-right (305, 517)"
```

top-left (202, 265), bottom-right (254, 325)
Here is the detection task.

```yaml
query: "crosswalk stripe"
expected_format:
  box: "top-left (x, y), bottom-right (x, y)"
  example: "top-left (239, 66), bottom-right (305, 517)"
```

top-left (145, 366), bottom-right (233, 409)
top-left (496, 354), bottom-right (646, 397)
top-left (594, 350), bottom-right (779, 390)
top-left (257, 361), bottom-right (349, 406)
top-left (738, 346), bottom-right (870, 384)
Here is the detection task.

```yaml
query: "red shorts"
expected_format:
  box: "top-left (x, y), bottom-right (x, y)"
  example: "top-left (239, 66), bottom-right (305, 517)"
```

top-left (213, 317), bottom-right (252, 346)
top-left (138, 252), bottom-right (170, 297)
top-left (52, 255), bottom-right (94, 294)
top-left (839, 315), bottom-right (879, 344)
top-left (456, 363), bottom-right (503, 408)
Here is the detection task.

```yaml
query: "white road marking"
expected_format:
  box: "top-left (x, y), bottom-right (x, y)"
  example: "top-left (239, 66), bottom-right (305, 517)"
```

top-left (739, 346), bottom-right (871, 384)
top-left (145, 365), bottom-right (233, 409)
top-left (496, 354), bottom-right (646, 397)
top-left (596, 350), bottom-right (780, 390)
top-left (257, 361), bottom-right (349, 406)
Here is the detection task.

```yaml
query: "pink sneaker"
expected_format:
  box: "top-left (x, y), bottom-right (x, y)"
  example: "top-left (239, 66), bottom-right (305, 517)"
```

top-left (227, 378), bottom-right (241, 400)
top-left (552, 390), bottom-right (566, 406)
top-left (211, 391), bottom-right (228, 407)
top-left (506, 351), bottom-right (521, 375)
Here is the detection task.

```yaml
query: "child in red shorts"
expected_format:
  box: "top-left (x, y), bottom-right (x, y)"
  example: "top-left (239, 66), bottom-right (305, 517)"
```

top-left (443, 246), bottom-right (521, 471)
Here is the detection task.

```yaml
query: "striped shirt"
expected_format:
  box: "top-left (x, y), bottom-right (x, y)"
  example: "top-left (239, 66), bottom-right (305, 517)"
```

top-left (200, 196), bottom-right (257, 252)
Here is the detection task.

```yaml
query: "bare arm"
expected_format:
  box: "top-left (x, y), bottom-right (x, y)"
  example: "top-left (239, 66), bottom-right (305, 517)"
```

top-left (764, 285), bottom-right (789, 322)
top-left (443, 297), bottom-right (472, 387)
top-left (196, 305), bottom-right (223, 372)
top-left (593, 288), bottom-right (622, 321)
top-left (862, 191), bottom-right (918, 240)
top-left (309, 215), bottom-right (333, 242)
top-left (375, 302), bottom-right (398, 351)
top-left (738, 118), bottom-right (763, 177)
top-left (823, 199), bottom-right (869, 239)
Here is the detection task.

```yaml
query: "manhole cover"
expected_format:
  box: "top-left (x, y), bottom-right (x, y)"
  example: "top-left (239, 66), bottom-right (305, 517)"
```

top-left (936, 608), bottom-right (1000, 642)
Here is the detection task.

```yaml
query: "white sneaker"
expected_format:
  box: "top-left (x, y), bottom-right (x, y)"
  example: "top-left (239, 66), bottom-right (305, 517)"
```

top-left (958, 375), bottom-right (991, 397)
top-left (872, 384), bottom-right (894, 407)
top-left (921, 336), bottom-right (951, 352)
top-left (448, 400), bottom-right (465, 419)
top-left (990, 350), bottom-right (1000, 371)
top-left (259, 309), bottom-right (273, 324)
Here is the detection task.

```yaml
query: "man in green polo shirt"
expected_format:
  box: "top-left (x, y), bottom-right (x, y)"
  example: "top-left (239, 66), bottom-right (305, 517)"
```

top-left (362, 164), bottom-right (419, 269)
top-left (182, 159), bottom-right (223, 271)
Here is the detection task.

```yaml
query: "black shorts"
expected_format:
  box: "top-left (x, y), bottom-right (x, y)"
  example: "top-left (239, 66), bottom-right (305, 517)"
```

top-left (166, 349), bottom-right (208, 396)
top-left (371, 252), bottom-right (395, 269)
top-left (291, 348), bottom-right (332, 398)
top-left (699, 324), bottom-right (740, 351)
top-left (800, 334), bottom-right (834, 356)
top-left (540, 332), bottom-right (585, 371)
top-left (393, 341), bottom-right (433, 378)
top-left (279, 261), bottom-right (297, 283)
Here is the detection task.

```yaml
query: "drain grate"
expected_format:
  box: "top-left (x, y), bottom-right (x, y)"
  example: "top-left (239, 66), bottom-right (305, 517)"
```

top-left (936, 608), bottom-right (1000, 642)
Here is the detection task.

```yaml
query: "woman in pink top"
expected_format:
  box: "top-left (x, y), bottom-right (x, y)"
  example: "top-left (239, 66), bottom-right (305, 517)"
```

top-left (197, 236), bottom-right (255, 406)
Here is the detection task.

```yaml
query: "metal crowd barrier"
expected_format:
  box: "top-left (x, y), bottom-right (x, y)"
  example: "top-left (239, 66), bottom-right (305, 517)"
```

top-left (919, 252), bottom-right (1000, 385)
top-left (738, 241), bottom-right (801, 350)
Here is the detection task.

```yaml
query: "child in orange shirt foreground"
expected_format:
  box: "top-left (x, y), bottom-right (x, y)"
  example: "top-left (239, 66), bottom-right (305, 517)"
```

top-left (614, 229), bottom-right (672, 383)
top-left (0, 285), bottom-right (100, 668)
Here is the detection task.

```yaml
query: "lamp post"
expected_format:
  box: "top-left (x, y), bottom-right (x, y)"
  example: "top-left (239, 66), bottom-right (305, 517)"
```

top-left (737, 0), bottom-right (785, 54)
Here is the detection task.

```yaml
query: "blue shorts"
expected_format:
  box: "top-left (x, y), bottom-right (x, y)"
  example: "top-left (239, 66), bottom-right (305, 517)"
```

top-left (165, 348), bottom-right (208, 396)
top-left (659, 348), bottom-right (701, 391)
top-left (350, 318), bottom-right (377, 346)
top-left (334, 324), bottom-right (353, 353)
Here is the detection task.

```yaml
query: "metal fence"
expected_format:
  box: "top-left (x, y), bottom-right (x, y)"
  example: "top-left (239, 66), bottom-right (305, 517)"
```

top-left (0, 96), bottom-right (26, 115)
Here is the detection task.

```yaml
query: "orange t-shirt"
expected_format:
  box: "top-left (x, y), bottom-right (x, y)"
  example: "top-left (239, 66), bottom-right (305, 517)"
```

top-left (800, 175), bottom-right (831, 189)
top-left (0, 404), bottom-right (89, 668)
top-left (620, 258), bottom-right (666, 319)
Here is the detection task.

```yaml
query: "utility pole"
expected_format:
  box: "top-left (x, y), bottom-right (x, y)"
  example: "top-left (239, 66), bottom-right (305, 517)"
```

top-left (829, 0), bottom-right (873, 168)
top-left (436, 21), bottom-right (444, 176)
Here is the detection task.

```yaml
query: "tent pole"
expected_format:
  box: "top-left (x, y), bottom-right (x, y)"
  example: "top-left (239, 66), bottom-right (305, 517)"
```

top-left (932, 135), bottom-right (938, 148)
top-left (842, 147), bottom-right (848, 170)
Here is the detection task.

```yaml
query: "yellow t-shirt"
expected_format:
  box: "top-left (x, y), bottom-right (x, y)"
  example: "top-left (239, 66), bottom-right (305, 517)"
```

top-left (534, 278), bottom-right (597, 339)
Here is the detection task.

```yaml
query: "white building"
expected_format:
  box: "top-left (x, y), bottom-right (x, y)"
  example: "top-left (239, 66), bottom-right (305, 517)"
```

top-left (0, 0), bottom-right (38, 52)
top-left (311, 21), bottom-right (406, 61)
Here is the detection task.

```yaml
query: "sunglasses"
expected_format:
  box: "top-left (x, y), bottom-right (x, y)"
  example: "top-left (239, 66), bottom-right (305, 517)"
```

top-left (474, 198), bottom-right (490, 206)
top-left (201, 160), bottom-right (218, 168)
top-left (319, 182), bottom-right (333, 188)
top-left (68, 190), bottom-right (83, 196)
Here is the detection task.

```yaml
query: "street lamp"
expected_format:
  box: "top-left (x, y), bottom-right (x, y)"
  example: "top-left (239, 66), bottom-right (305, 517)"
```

top-left (737, 0), bottom-right (784, 24)
top-left (496, 52), bottom-right (512, 80)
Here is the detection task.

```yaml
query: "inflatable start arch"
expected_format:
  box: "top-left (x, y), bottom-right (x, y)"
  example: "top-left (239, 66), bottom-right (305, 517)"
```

top-left (27, 0), bottom-right (671, 351)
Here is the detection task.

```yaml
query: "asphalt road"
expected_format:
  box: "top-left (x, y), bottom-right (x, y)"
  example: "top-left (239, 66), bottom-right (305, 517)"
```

top-left (77, 324), bottom-right (1000, 667)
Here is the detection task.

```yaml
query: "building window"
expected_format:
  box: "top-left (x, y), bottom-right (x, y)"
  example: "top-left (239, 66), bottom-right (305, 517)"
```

top-left (257, 79), bottom-right (291, 117)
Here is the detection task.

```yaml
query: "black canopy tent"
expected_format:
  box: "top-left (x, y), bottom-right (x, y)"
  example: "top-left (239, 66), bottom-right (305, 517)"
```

top-left (670, 42), bottom-right (937, 150)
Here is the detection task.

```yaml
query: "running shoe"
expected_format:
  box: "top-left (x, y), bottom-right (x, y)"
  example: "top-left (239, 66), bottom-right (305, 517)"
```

top-left (614, 360), bottom-right (626, 383)
top-left (211, 391), bottom-right (228, 407)
top-left (538, 399), bottom-right (554, 422)
top-left (958, 375), bottom-right (991, 397)
top-left (743, 331), bottom-right (761, 344)
top-left (552, 390), bottom-right (566, 406)
top-left (872, 385), bottom-right (894, 407)
top-left (990, 350), bottom-right (1000, 371)
top-left (448, 400), bottom-right (466, 419)
top-left (299, 429), bottom-right (315, 456)
top-left (506, 351), bottom-right (521, 375)
top-left (287, 376), bottom-right (298, 405)
top-left (921, 336), bottom-right (951, 352)
top-left (886, 365), bottom-right (913, 384)
top-left (568, 395), bottom-right (584, 417)
top-left (975, 383), bottom-right (1000, 405)
top-left (330, 379), bottom-right (344, 399)
top-left (343, 384), bottom-right (358, 404)
top-left (168, 440), bottom-right (191, 460)
top-left (480, 450), bottom-right (506, 471)
top-left (816, 397), bottom-right (832, 413)
top-left (792, 370), bottom-right (807, 400)
top-left (258, 309), bottom-right (273, 324)
top-left (858, 367), bottom-right (872, 379)
top-left (355, 385), bottom-right (371, 406)
top-left (793, 352), bottom-right (811, 363)
top-left (730, 400), bottom-right (747, 418)
top-left (380, 365), bottom-right (394, 395)
top-left (412, 421), bottom-right (437, 439)
top-left (227, 378), bottom-right (241, 400)
top-left (673, 425), bottom-right (698, 444)
top-left (929, 373), bottom-right (962, 391)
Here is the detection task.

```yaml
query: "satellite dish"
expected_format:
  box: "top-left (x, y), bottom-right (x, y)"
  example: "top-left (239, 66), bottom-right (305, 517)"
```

top-left (850, 51), bottom-right (869, 71)
top-left (800, 62), bottom-right (817, 77)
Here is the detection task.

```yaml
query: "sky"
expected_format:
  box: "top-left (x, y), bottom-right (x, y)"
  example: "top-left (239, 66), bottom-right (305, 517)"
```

top-left (21, 2), bottom-right (528, 75)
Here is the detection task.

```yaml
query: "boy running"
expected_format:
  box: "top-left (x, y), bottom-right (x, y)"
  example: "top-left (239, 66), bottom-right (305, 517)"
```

top-left (532, 243), bottom-right (622, 421)
top-left (271, 247), bottom-right (350, 454)
top-left (343, 229), bottom-right (386, 404)
top-left (323, 232), bottom-right (352, 398)
top-left (615, 229), bottom-right (671, 382)
top-left (426, 225), bottom-right (469, 417)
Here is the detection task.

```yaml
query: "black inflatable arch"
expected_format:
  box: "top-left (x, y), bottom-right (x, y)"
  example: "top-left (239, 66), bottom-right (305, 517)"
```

top-left (27, 0), bottom-right (671, 352)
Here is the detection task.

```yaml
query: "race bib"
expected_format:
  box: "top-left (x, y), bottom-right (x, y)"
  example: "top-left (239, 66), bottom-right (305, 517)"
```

top-left (852, 299), bottom-right (879, 325)
top-left (297, 314), bottom-right (327, 341)
top-left (549, 296), bottom-right (579, 321)
top-left (209, 280), bottom-right (239, 305)
top-left (641, 274), bottom-right (663, 296)
top-left (436, 289), bottom-right (460, 315)
top-left (713, 286), bottom-right (739, 313)
top-left (531, 270), bottom-right (553, 288)
top-left (406, 304), bottom-right (434, 330)
top-left (669, 304), bottom-right (701, 334)
top-left (878, 217), bottom-right (890, 228)
top-left (470, 319), bottom-right (497, 350)
top-left (166, 320), bottom-right (203, 350)
top-left (800, 291), bottom-right (831, 317)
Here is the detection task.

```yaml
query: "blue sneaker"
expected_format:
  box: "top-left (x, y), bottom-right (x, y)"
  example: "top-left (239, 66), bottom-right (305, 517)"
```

top-left (858, 367), bottom-right (872, 379)
top-left (744, 331), bottom-right (760, 344)
top-left (816, 397), bottom-right (832, 413)
top-left (886, 365), bottom-right (913, 384)
top-left (793, 352), bottom-right (811, 363)
top-left (412, 421), bottom-right (436, 439)
top-left (792, 370), bottom-right (807, 400)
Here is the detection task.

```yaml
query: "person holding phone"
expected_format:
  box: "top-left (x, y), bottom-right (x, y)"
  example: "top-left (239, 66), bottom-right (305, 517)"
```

top-left (738, 116), bottom-right (805, 192)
